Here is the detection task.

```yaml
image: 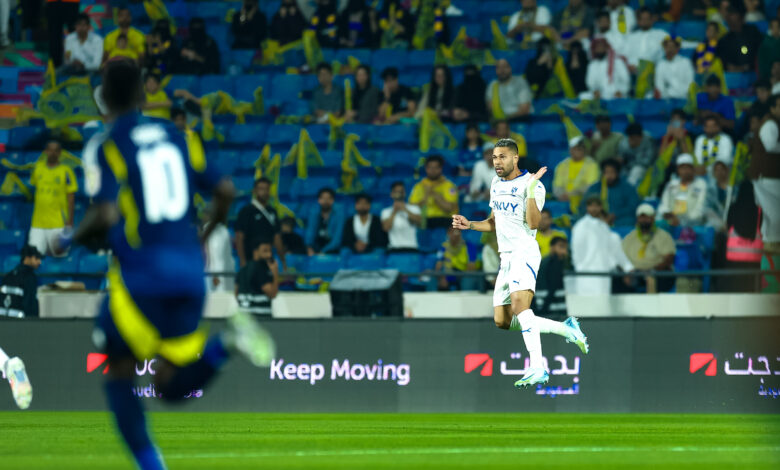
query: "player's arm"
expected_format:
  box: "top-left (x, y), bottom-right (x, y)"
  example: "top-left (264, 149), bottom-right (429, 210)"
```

top-left (70, 202), bottom-right (120, 249)
top-left (261, 259), bottom-right (280, 299)
top-left (526, 167), bottom-right (548, 230)
top-left (452, 211), bottom-right (495, 232)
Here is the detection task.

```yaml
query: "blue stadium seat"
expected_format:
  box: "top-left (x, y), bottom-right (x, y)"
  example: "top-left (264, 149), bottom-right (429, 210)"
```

top-left (192, 2), bottom-right (233, 20)
top-left (676, 21), bottom-right (706, 40)
top-left (379, 149), bottom-right (420, 170)
top-left (238, 151), bottom-right (260, 173)
top-left (335, 48), bottom-right (371, 65)
top-left (284, 254), bottom-right (308, 273)
top-left (544, 200), bottom-right (570, 218)
top-left (0, 229), bottom-right (24, 249)
top-left (290, 177), bottom-right (338, 199)
top-left (603, 99), bottom-right (637, 117)
top-left (386, 253), bottom-right (423, 273)
top-left (226, 124), bottom-right (267, 147)
top-left (418, 228), bottom-right (447, 253)
top-left (655, 22), bottom-right (675, 35)
top-left (371, 49), bottom-right (408, 71)
top-left (0, 66), bottom-right (19, 93)
top-left (232, 175), bottom-right (256, 194)
top-left (306, 254), bottom-right (341, 275)
top-left (634, 99), bottom-right (675, 117)
top-left (374, 125), bottom-right (417, 147)
top-left (79, 254), bottom-right (108, 274)
top-left (306, 125), bottom-right (330, 145)
top-left (342, 253), bottom-right (386, 270)
top-left (213, 150), bottom-right (243, 176)
top-left (3, 255), bottom-right (19, 273)
top-left (265, 124), bottom-right (302, 145)
top-left (164, 75), bottom-right (200, 95)
top-left (271, 74), bottom-right (314, 102)
top-left (525, 122), bottom-right (564, 145)
top-left (478, 1), bottom-right (518, 18)
top-left (643, 118), bottom-right (669, 139)
top-left (748, 20), bottom-right (768, 34)
top-left (612, 226), bottom-right (634, 239)
top-left (199, 75), bottom-right (236, 96)
top-left (343, 124), bottom-right (375, 141)
top-left (725, 72), bottom-right (756, 91)
top-left (462, 229), bottom-right (482, 246)
top-left (39, 255), bottom-right (78, 275)
top-left (319, 150), bottom-right (344, 168)
top-left (405, 70), bottom-right (430, 87)
top-left (8, 126), bottom-right (47, 150)
top-left (408, 50), bottom-right (436, 68)
top-left (227, 50), bottom-right (259, 72)
top-left (0, 243), bottom-right (16, 260)
top-left (0, 203), bottom-right (16, 230)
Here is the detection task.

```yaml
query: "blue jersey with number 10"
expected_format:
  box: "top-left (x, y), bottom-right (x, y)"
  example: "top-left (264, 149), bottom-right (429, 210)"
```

top-left (84, 112), bottom-right (221, 297)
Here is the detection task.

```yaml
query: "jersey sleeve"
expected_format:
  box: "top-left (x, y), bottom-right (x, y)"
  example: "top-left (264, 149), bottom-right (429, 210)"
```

top-left (64, 166), bottom-right (79, 194)
top-left (185, 130), bottom-right (222, 193)
top-left (83, 137), bottom-right (119, 202)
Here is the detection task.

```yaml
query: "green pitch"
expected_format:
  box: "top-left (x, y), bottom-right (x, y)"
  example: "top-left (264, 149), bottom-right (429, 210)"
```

top-left (0, 412), bottom-right (778, 469)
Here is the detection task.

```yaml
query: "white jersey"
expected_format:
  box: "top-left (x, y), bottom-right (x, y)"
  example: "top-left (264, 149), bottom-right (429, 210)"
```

top-left (489, 172), bottom-right (546, 255)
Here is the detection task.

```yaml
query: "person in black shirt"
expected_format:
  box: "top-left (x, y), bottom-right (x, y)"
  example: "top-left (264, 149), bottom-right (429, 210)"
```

top-left (0, 245), bottom-right (42, 318)
top-left (231, 0), bottom-right (268, 49)
top-left (341, 194), bottom-right (387, 255)
top-left (234, 177), bottom-right (286, 269)
top-left (378, 67), bottom-right (418, 124)
top-left (717, 4), bottom-right (763, 73)
top-left (279, 217), bottom-right (307, 255)
top-left (270, 0), bottom-right (308, 45)
top-left (176, 17), bottom-right (220, 75)
top-left (453, 65), bottom-right (487, 122)
top-left (338, 0), bottom-right (379, 49)
top-left (566, 40), bottom-right (589, 95)
top-left (310, 0), bottom-right (340, 49)
top-left (533, 237), bottom-right (569, 320)
top-left (236, 241), bottom-right (279, 316)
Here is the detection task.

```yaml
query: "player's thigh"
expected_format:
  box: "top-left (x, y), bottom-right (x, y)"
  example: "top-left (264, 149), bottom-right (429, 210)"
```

top-left (510, 289), bottom-right (534, 314)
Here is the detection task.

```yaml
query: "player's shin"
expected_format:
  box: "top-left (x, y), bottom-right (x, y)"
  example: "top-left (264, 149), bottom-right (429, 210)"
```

top-left (105, 379), bottom-right (166, 470)
top-left (532, 315), bottom-right (571, 337)
top-left (156, 336), bottom-right (229, 402)
top-left (516, 309), bottom-right (544, 370)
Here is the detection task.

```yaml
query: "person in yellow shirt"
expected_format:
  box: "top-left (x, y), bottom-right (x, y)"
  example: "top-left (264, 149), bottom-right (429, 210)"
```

top-left (535, 208), bottom-right (568, 257)
top-left (103, 7), bottom-right (145, 63)
top-left (28, 141), bottom-right (78, 256)
top-left (107, 35), bottom-right (139, 61)
top-left (552, 136), bottom-right (600, 215)
top-left (408, 154), bottom-right (459, 229)
top-left (141, 74), bottom-right (172, 120)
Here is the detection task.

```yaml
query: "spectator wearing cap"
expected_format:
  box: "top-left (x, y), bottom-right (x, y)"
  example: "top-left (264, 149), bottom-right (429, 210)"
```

top-left (305, 188), bottom-right (345, 255)
top-left (63, 13), bottom-right (103, 75)
top-left (751, 93), bottom-right (780, 248)
top-left (553, 136), bottom-right (600, 214)
top-left (654, 35), bottom-right (695, 99)
top-left (0, 246), bottom-right (42, 318)
top-left (716, 4), bottom-right (763, 73)
top-left (696, 75), bottom-right (736, 130)
top-left (235, 178), bottom-right (286, 269)
top-left (590, 115), bottom-right (625, 164)
top-left (534, 236), bottom-right (569, 319)
top-left (657, 154), bottom-right (708, 227)
top-left (312, 62), bottom-right (344, 124)
top-left (103, 7), bottom-right (145, 65)
top-left (485, 59), bottom-right (533, 122)
top-left (622, 203), bottom-right (676, 293)
top-left (382, 182), bottom-right (422, 253)
top-left (536, 209), bottom-right (567, 258)
top-left (231, 0), bottom-right (267, 49)
top-left (506, 0), bottom-right (552, 45)
top-left (618, 122), bottom-right (656, 186)
top-left (467, 143), bottom-right (496, 202)
top-left (758, 18), bottom-right (780, 81)
top-left (694, 115), bottom-right (734, 176)
top-left (409, 154), bottom-right (459, 229)
top-left (377, 67), bottom-right (418, 124)
top-left (341, 194), bottom-right (387, 255)
top-left (623, 8), bottom-right (667, 72)
top-left (583, 38), bottom-right (630, 100)
top-left (606, 0), bottom-right (636, 37)
top-left (580, 158), bottom-right (639, 227)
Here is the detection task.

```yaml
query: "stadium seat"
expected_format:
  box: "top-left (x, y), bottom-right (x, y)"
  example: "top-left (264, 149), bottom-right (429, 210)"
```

top-left (0, 229), bottom-right (25, 250)
top-left (164, 75), bottom-right (200, 95)
top-left (39, 255), bottom-right (78, 275)
top-left (199, 75), bottom-right (236, 96)
top-left (0, 203), bottom-right (17, 230)
top-left (371, 49), bottom-right (408, 71)
top-left (79, 254), bottom-right (108, 274)
top-left (386, 253), bottom-right (423, 273)
top-left (306, 254), bottom-right (341, 275)
top-left (290, 177), bottom-right (338, 200)
top-left (306, 125), bottom-right (331, 145)
top-left (3, 255), bottom-right (19, 273)
top-left (613, 226), bottom-right (634, 239)
top-left (342, 253), bottom-right (386, 270)
top-left (408, 50), bottom-right (436, 68)
top-left (462, 229), bottom-right (482, 246)
top-left (676, 21), bottom-right (706, 40)
top-left (265, 124), bottom-right (302, 145)
top-left (270, 74), bottom-right (313, 102)
top-left (284, 254), bottom-right (308, 273)
top-left (374, 125), bottom-right (417, 147)
top-left (343, 124), bottom-right (375, 142)
top-left (8, 126), bottom-right (47, 150)
top-left (603, 99), bottom-right (637, 117)
top-left (544, 200), bottom-right (570, 218)
top-left (319, 150), bottom-right (344, 168)
top-left (213, 150), bottom-right (244, 176)
top-left (725, 73), bottom-right (756, 92)
top-left (525, 122), bottom-right (565, 145)
top-left (418, 228), bottom-right (447, 253)
top-left (226, 124), bottom-right (267, 147)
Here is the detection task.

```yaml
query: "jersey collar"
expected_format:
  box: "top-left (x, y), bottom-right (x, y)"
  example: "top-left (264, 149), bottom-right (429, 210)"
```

top-left (500, 170), bottom-right (528, 182)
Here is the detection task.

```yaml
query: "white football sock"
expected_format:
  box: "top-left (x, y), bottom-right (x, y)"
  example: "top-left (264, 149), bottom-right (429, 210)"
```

top-left (516, 310), bottom-right (544, 370)
top-left (0, 347), bottom-right (9, 376)
top-left (534, 316), bottom-right (571, 338)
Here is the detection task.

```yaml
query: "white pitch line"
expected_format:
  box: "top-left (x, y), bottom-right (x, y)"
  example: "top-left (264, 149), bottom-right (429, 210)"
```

top-left (164, 445), bottom-right (780, 460)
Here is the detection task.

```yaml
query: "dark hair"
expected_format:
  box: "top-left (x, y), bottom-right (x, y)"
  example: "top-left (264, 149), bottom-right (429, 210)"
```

top-left (707, 21), bottom-right (720, 31)
top-left (637, 6), bottom-right (653, 16)
top-left (45, 139), bottom-right (62, 149)
top-left (118, 7), bottom-right (131, 14)
top-left (429, 65), bottom-right (453, 112)
top-left (390, 180), bottom-right (405, 191)
top-left (463, 123), bottom-right (483, 149)
top-left (625, 122), bottom-right (643, 137)
top-left (280, 216), bottom-right (296, 227)
top-left (549, 236), bottom-right (568, 248)
top-left (755, 78), bottom-right (771, 90)
top-left (355, 193), bottom-right (372, 204)
top-left (254, 177), bottom-right (272, 188)
top-left (725, 3), bottom-right (745, 17)
top-left (356, 64), bottom-right (371, 79)
top-left (595, 115), bottom-right (611, 124)
top-left (145, 73), bottom-right (161, 83)
top-left (251, 238), bottom-right (272, 251)
top-left (597, 9), bottom-right (610, 20)
top-left (20, 245), bottom-right (42, 259)
top-left (586, 195), bottom-right (603, 206)
top-left (769, 94), bottom-right (780, 109)
top-left (75, 13), bottom-right (91, 26)
top-left (601, 158), bottom-right (622, 173)
top-left (670, 108), bottom-right (687, 120)
top-left (101, 59), bottom-right (143, 113)
top-left (705, 74), bottom-right (722, 88)
top-left (316, 62), bottom-right (332, 74)
top-left (494, 138), bottom-right (519, 155)
top-left (171, 107), bottom-right (185, 120)
top-left (381, 67), bottom-right (399, 80)
top-left (425, 154), bottom-right (444, 167)
top-left (318, 187), bottom-right (336, 198)
top-left (703, 114), bottom-right (720, 126)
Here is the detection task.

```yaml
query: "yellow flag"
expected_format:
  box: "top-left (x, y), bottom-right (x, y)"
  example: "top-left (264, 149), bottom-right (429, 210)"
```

top-left (143, 0), bottom-right (176, 35)
top-left (340, 134), bottom-right (372, 193)
top-left (491, 19), bottom-right (508, 50)
top-left (637, 140), bottom-right (678, 197)
top-left (634, 60), bottom-right (655, 99)
top-left (419, 108), bottom-right (458, 153)
top-left (303, 30), bottom-right (324, 70)
top-left (344, 78), bottom-right (353, 113)
top-left (284, 128), bottom-right (324, 179)
top-left (0, 172), bottom-right (32, 200)
top-left (27, 60), bottom-right (101, 128)
top-left (729, 141), bottom-right (751, 187)
top-left (254, 143), bottom-right (272, 179)
top-left (490, 81), bottom-right (505, 120)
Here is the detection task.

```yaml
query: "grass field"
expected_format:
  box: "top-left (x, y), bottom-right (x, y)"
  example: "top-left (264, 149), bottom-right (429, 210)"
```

top-left (0, 412), bottom-right (778, 469)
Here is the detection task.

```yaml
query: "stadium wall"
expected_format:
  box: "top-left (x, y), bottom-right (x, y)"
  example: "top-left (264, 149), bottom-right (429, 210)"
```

top-left (1, 318), bottom-right (779, 414)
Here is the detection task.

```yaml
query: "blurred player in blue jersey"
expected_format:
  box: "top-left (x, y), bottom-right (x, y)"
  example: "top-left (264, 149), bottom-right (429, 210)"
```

top-left (57, 59), bottom-right (275, 470)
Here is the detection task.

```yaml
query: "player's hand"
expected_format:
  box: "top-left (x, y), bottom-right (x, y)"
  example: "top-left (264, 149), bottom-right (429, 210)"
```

top-left (452, 214), bottom-right (470, 230)
top-left (531, 166), bottom-right (547, 181)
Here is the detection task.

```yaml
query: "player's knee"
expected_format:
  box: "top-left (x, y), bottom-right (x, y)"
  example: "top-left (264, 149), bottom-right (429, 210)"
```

top-left (495, 318), bottom-right (510, 329)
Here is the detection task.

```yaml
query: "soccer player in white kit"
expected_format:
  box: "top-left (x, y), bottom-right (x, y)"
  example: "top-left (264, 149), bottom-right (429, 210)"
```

top-left (0, 345), bottom-right (32, 409)
top-left (452, 139), bottom-right (589, 388)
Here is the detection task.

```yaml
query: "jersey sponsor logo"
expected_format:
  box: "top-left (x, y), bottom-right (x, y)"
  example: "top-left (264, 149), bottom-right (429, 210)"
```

top-left (491, 200), bottom-right (519, 213)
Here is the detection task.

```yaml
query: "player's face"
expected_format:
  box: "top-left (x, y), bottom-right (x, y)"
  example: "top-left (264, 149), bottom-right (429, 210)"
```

top-left (254, 182), bottom-right (270, 203)
top-left (492, 148), bottom-right (516, 177)
top-left (425, 161), bottom-right (442, 180)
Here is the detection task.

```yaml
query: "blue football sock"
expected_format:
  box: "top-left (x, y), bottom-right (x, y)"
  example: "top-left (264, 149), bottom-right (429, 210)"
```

top-left (104, 379), bottom-right (165, 470)
top-left (158, 335), bottom-right (229, 402)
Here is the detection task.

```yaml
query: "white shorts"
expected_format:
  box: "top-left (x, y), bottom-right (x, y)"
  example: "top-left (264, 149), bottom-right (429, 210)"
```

top-left (493, 251), bottom-right (541, 307)
top-left (28, 227), bottom-right (66, 257)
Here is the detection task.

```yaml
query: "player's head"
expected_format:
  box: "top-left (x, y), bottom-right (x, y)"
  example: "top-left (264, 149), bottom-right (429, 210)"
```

top-left (316, 62), bottom-right (333, 87)
top-left (495, 59), bottom-right (512, 81)
top-left (769, 93), bottom-right (780, 120)
top-left (252, 239), bottom-right (273, 262)
top-left (171, 108), bottom-right (187, 132)
top-left (494, 119), bottom-right (510, 138)
top-left (75, 13), bottom-right (91, 37)
top-left (706, 21), bottom-right (720, 41)
top-left (390, 181), bottom-right (406, 200)
top-left (601, 158), bottom-right (621, 185)
top-left (702, 115), bottom-right (721, 137)
top-left (253, 177), bottom-right (272, 204)
top-left (20, 245), bottom-right (42, 270)
top-left (45, 139), bottom-right (62, 164)
top-left (662, 35), bottom-right (681, 59)
top-left (117, 7), bottom-right (132, 28)
top-left (625, 123), bottom-right (643, 148)
top-left (585, 195), bottom-right (603, 218)
top-left (492, 138), bottom-right (519, 178)
top-left (595, 114), bottom-right (611, 134)
top-left (355, 65), bottom-right (371, 88)
top-left (354, 193), bottom-right (372, 215)
top-left (144, 73), bottom-right (161, 93)
top-left (101, 58), bottom-right (144, 116)
top-left (381, 67), bottom-right (399, 91)
top-left (424, 155), bottom-right (444, 180)
top-left (549, 236), bottom-right (569, 259)
top-left (280, 216), bottom-right (296, 233)
top-left (317, 187), bottom-right (336, 211)
top-left (539, 208), bottom-right (552, 231)
top-left (596, 10), bottom-right (611, 32)
top-left (568, 136), bottom-right (586, 161)
top-left (636, 7), bottom-right (654, 30)
top-left (675, 154), bottom-right (695, 182)
top-left (636, 203), bottom-right (656, 231)
top-left (705, 74), bottom-right (722, 99)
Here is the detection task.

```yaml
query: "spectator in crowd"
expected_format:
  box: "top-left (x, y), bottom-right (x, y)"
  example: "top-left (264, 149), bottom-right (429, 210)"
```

top-left (382, 182), bottom-right (422, 253)
top-left (553, 136), bottom-right (600, 214)
top-left (235, 178), bottom-right (284, 268)
top-left (486, 120), bottom-right (530, 162)
top-left (305, 187), bottom-right (345, 255)
top-left (453, 65), bottom-right (487, 122)
top-left (772, 61), bottom-right (780, 94)
top-left (270, 0), bottom-right (307, 45)
top-left (480, 231), bottom-right (500, 287)
top-left (744, 79), bottom-right (772, 129)
top-left (694, 21), bottom-right (721, 74)
top-left (618, 122), bottom-right (656, 186)
top-left (0, 0), bottom-right (10, 48)
top-left (590, 115), bottom-right (624, 164)
top-left (312, 62), bottom-right (343, 123)
top-left (659, 108), bottom-right (693, 163)
top-left (62, 13), bottom-right (103, 75)
top-left (46, 0), bottom-right (81, 66)
top-left (583, 38), bottom-right (630, 100)
top-left (566, 40), bottom-right (589, 95)
top-left (29, 141), bottom-right (77, 257)
top-left (592, 9), bottom-right (624, 56)
top-left (507, 0), bottom-right (552, 45)
top-left (467, 143), bottom-right (496, 202)
top-left (554, 0), bottom-right (594, 47)
top-left (0, 245), bottom-right (42, 318)
top-left (236, 240), bottom-right (279, 316)
top-left (622, 203), bottom-right (676, 293)
top-left (417, 65), bottom-right (455, 121)
top-left (536, 208), bottom-right (567, 258)
top-left (203, 214), bottom-right (234, 293)
top-left (705, 158), bottom-right (732, 230)
top-left (310, 0), bottom-right (340, 49)
top-left (581, 159), bottom-right (639, 227)
top-left (177, 17), bottom-right (220, 75)
top-left (279, 217), bottom-right (306, 256)
top-left (460, 123), bottom-right (484, 167)
top-left (145, 19), bottom-right (178, 75)
top-left (108, 34), bottom-right (139, 62)
top-left (341, 194), bottom-right (387, 255)
top-left (434, 227), bottom-right (479, 291)
top-left (758, 18), bottom-right (780, 81)
top-left (751, 93), bottom-right (780, 248)
top-left (606, 0), bottom-right (636, 36)
top-left (171, 108), bottom-right (187, 133)
top-left (717, 4), bottom-right (763, 73)
top-left (141, 74), bottom-right (172, 120)
top-left (409, 154), bottom-right (459, 229)
top-left (696, 75), bottom-right (736, 130)
top-left (525, 38), bottom-right (556, 98)
top-left (232, 0), bottom-right (267, 49)
top-left (377, 67), bottom-right (417, 124)
top-left (485, 59), bottom-right (533, 121)
top-left (103, 7), bottom-right (145, 65)
top-left (571, 195), bottom-right (634, 295)
top-left (655, 35), bottom-right (695, 99)
top-left (534, 236), bottom-right (569, 319)
top-left (347, 65), bottom-right (381, 124)
top-left (624, 8), bottom-right (667, 71)
top-left (694, 115), bottom-right (734, 175)
top-left (338, 0), bottom-right (379, 49)
top-left (658, 153), bottom-right (708, 227)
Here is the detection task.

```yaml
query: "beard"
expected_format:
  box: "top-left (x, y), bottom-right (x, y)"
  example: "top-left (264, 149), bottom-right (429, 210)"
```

top-left (639, 222), bottom-right (653, 231)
